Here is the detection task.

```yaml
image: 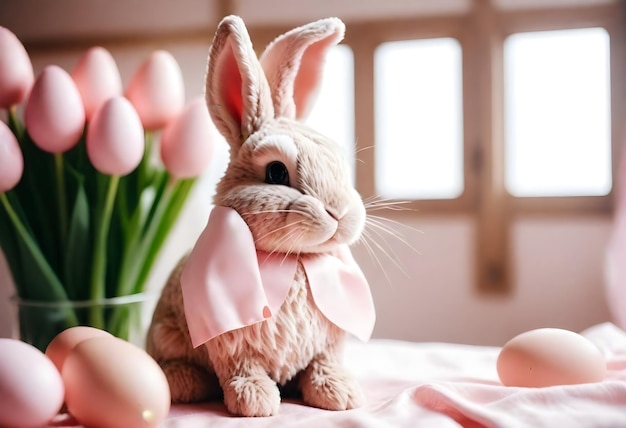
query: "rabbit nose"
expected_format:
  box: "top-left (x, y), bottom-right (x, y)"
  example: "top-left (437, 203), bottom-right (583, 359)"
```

top-left (326, 206), bottom-right (348, 221)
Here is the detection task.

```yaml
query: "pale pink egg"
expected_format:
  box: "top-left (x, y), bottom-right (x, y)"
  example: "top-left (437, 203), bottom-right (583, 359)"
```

top-left (86, 96), bottom-right (144, 176)
top-left (25, 65), bottom-right (85, 153)
top-left (45, 326), bottom-right (113, 372)
top-left (160, 97), bottom-right (217, 179)
top-left (0, 26), bottom-right (34, 109)
top-left (63, 336), bottom-right (170, 428)
top-left (125, 50), bottom-right (185, 130)
top-left (0, 338), bottom-right (65, 428)
top-left (497, 328), bottom-right (606, 387)
top-left (71, 46), bottom-right (123, 121)
top-left (0, 120), bottom-right (23, 192)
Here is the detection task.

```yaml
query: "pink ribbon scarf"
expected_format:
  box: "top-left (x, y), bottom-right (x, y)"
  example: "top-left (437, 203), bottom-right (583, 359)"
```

top-left (181, 205), bottom-right (376, 348)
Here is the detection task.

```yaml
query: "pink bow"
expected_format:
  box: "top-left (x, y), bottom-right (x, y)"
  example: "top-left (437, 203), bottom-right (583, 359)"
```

top-left (181, 206), bottom-right (376, 348)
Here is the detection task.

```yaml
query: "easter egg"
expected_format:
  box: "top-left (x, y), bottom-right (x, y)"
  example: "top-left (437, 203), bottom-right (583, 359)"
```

top-left (45, 325), bottom-right (113, 371)
top-left (63, 336), bottom-right (170, 428)
top-left (0, 26), bottom-right (34, 108)
top-left (497, 328), bottom-right (606, 387)
top-left (0, 338), bottom-right (64, 427)
top-left (24, 65), bottom-right (85, 153)
top-left (86, 96), bottom-right (144, 176)
top-left (125, 50), bottom-right (185, 130)
top-left (71, 46), bottom-right (123, 120)
top-left (0, 120), bottom-right (24, 193)
top-left (160, 97), bottom-right (217, 179)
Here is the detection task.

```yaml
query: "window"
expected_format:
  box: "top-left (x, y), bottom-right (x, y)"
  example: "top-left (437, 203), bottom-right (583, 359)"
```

top-left (344, 1), bottom-right (625, 292)
top-left (374, 38), bottom-right (463, 200)
top-left (504, 27), bottom-right (612, 197)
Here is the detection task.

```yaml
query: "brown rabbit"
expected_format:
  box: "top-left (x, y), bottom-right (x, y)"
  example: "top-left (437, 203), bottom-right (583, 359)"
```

top-left (146, 15), bottom-right (375, 417)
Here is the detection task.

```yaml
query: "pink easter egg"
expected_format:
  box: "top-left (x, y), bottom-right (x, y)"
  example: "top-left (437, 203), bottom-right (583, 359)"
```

top-left (63, 337), bottom-right (170, 428)
top-left (86, 96), bottom-right (144, 176)
top-left (160, 97), bottom-right (217, 179)
top-left (0, 26), bottom-right (34, 109)
top-left (125, 50), bottom-right (185, 130)
top-left (0, 120), bottom-right (24, 192)
top-left (45, 326), bottom-right (114, 372)
top-left (71, 46), bottom-right (123, 121)
top-left (0, 339), bottom-right (65, 428)
top-left (25, 65), bottom-right (85, 153)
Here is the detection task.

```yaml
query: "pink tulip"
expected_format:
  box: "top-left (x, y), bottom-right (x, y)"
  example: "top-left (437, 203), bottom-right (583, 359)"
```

top-left (125, 50), bottom-right (185, 131)
top-left (86, 96), bottom-right (144, 176)
top-left (0, 26), bottom-right (34, 109)
top-left (71, 47), bottom-right (123, 121)
top-left (25, 65), bottom-right (85, 153)
top-left (0, 120), bottom-right (24, 192)
top-left (160, 98), bottom-right (216, 179)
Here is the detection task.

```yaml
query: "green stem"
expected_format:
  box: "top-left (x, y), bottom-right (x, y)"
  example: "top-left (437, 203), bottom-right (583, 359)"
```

top-left (132, 178), bottom-right (195, 294)
top-left (116, 178), bottom-right (194, 297)
top-left (114, 173), bottom-right (162, 296)
top-left (88, 175), bottom-right (120, 328)
top-left (54, 153), bottom-right (68, 249)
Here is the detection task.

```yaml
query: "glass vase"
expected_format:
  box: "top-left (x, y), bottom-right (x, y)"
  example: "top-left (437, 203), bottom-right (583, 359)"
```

top-left (11, 292), bottom-right (157, 352)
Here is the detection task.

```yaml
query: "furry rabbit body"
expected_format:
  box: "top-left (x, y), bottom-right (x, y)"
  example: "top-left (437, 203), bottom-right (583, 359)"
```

top-left (146, 16), bottom-right (374, 417)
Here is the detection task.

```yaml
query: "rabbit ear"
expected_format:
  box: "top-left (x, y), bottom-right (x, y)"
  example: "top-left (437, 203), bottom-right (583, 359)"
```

top-left (260, 17), bottom-right (345, 120)
top-left (205, 15), bottom-right (274, 150)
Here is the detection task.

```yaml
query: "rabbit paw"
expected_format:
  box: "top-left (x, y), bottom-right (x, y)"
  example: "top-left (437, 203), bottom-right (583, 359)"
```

top-left (161, 360), bottom-right (221, 403)
top-left (223, 373), bottom-right (281, 417)
top-left (300, 359), bottom-right (365, 411)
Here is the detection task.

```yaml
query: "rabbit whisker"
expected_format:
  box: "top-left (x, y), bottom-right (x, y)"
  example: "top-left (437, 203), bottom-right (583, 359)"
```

top-left (362, 222), bottom-right (410, 279)
top-left (241, 209), bottom-right (307, 216)
top-left (367, 214), bottom-right (424, 236)
top-left (255, 220), bottom-right (306, 243)
top-left (364, 197), bottom-right (415, 213)
top-left (359, 229), bottom-right (393, 285)
top-left (272, 227), bottom-right (302, 256)
top-left (355, 144), bottom-right (373, 155)
top-left (366, 217), bottom-right (421, 255)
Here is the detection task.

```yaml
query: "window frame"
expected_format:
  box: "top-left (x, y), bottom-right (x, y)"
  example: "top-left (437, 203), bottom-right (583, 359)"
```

top-left (251, 0), bottom-right (626, 293)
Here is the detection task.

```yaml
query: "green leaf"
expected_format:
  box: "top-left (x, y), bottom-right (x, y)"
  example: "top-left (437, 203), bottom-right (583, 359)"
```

top-left (64, 184), bottom-right (91, 301)
top-left (13, 131), bottom-right (61, 277)
top-left (0, 191), bottom-right (23, 290)
top-left (0, 194), bottom-right (71, 303)
top-left (131, 178), bottom-right (196, 295)
top-left (88, 175), bottom-right (120, 328)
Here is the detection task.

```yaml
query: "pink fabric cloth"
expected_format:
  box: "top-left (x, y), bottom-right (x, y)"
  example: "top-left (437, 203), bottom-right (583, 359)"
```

top-left (180, 206), bottom-right (376, 347)
top-left (160, 323), bottom-right (626, 427)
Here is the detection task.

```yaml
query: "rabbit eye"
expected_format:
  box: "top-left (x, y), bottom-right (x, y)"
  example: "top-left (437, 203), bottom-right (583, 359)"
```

top-left (265, 161), bottom-right (290, 186)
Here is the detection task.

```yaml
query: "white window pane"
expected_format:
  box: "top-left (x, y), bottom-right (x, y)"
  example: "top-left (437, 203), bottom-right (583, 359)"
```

top-left (306, 45), bottom-right (355, 183)
top-left (504, 27), bottom-right (612, 197)
top-left (374, 38), bottom-right (463, 200)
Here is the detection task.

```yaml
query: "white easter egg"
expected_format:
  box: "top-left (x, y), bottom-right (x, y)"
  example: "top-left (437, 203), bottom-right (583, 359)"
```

top-left (497, 328), bottom-right (606, 387)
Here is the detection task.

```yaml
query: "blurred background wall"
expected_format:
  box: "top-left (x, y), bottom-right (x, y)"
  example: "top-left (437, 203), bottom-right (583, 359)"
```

top-left (0, 0), bottom-right (620, 345)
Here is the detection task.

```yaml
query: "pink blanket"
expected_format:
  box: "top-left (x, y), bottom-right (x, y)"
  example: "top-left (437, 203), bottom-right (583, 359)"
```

top-left (162, 323), bottom-right (626, 427)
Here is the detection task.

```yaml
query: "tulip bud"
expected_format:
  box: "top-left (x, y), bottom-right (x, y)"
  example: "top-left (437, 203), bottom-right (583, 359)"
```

top-left (0, 120), bottom-right (24, 192)
top-left (160, 98), bottom-right (216, 179)
top-left (86, 96), bottom-right (144, 176)
top-left (71, 47), bottom-right (123, 121)
top-left (25, 65), bottom-right (85, 153)
top-left (125, 50), bottom-right (185, 131)
top-left (0, 26), bottom-right (34, 109)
